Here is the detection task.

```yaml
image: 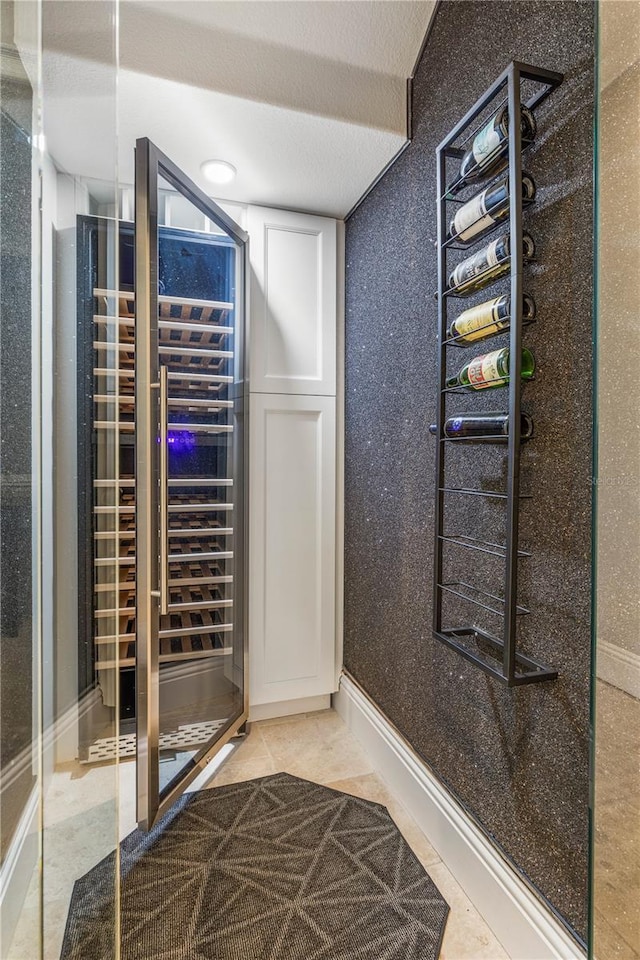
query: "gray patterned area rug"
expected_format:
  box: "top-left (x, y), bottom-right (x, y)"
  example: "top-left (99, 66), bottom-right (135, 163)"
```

top-left (61, 773), bottom-right (449, 960)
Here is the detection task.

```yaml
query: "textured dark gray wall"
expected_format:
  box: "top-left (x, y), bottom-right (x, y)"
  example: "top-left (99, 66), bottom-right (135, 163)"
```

top-left (344, 0), bottom-right (595, 940)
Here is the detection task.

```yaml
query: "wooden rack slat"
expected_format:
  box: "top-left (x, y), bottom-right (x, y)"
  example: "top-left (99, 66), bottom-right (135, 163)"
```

top-left (93, 287), bottom-right (234, 312)
top-left (93, 314), bottom-right (234, 337)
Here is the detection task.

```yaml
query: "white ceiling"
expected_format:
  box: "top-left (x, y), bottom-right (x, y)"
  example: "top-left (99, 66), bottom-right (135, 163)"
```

top-left (130, 1), bottom-right (432, 77)
top-left (116, 68), bottom-right (407, 216)
top-left (34, 0), bottom-right (436, 217)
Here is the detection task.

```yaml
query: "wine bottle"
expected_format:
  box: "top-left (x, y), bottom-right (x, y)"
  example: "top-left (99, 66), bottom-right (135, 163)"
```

top-left (448, 232), bottom-right (535, 294)
top-left (446, 347), bottom-right (535, 390)
top-left (429, 412), bottom-right (533, 440)
top-left (447, 294), bottom-right (536, 344)
top-left (458, 104), bottom-right (537, 184)
top-left (448, 174), bottom-right (536, 244)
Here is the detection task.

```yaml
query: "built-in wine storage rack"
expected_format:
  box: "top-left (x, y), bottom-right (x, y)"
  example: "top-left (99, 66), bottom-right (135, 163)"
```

top-left (91, 287), bottom-right (236, 676)
top-left (76, 212), bottom-right (242, 760)
top-left (433, 61), bottom-right (563, 686)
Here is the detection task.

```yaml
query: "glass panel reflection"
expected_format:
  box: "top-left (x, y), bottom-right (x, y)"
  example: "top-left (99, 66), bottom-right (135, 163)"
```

top-left (0, 6), bottom-right (38, 957)
top-left (1, 1), bottom-right (121, 958)
top-left (593, 3), bottom-right (640, 959)
top-left (155, 176), bottom-right (244, 796)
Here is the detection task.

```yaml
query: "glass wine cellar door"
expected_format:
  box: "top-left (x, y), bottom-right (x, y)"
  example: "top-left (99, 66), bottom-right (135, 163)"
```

top-left (135, 138), bottom-right (248, 829)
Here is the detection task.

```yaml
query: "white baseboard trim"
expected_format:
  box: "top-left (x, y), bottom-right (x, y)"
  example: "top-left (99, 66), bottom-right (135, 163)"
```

top-left (333, 673), bottom-right (585, 960)
top-left (0, 785), bottom-right (39, 959)
top-left (597, 640), bottom-right (640, 700)
top-left (249, 694), bottom-right (331, 722)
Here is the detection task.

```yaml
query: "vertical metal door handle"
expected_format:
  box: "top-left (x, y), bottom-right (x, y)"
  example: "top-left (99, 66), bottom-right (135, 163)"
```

top-left (159, 364), bottom-right (169, 615)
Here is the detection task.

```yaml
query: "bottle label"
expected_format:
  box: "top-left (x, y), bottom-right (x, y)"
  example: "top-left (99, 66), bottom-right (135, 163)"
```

top-left (453, 298), bottom-right (505, 341)
top-left (453, 189), bottom-right (496, 240)
top-left (467, 349), bottom-right (507, 389)
top-left (452, 238), bottom-right (502, 288)
top-left (472, 118), bottom-right (502, 167)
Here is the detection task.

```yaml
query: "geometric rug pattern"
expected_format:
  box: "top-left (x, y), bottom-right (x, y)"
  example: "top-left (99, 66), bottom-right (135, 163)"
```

top-left (60, 773), bottom-right (449, 960)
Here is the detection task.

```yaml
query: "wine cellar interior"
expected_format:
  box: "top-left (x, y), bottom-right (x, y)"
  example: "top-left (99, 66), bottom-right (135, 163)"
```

top-left (2, 1), bottom-right (638, 958)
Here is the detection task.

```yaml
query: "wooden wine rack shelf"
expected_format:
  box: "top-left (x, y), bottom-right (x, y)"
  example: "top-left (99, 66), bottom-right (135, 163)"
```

top-left (95, 580), bottom-right (231, 618)
top-left (97, 637), bottom-right (233, 672)
top-left (93, 370), bottom-right (231, 398)
top-left (94, 289), bottom-right (234, 323)
top-left (92, 341), bottom-right (231, 376)
top-left (93, 557), bottom-right (231, 593)
top-left (93, 314), bottom-right (234, 342)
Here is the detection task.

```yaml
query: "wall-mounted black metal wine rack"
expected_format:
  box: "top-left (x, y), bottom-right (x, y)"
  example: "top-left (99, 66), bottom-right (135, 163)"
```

top-left (433, 61), bottom-right (563, 686)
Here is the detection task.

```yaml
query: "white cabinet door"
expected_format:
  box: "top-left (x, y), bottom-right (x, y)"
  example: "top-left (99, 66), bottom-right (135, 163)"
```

top-left (248, 206), bottom-right (337, 396)
top-left (249, 393), bottom-right (337, 705)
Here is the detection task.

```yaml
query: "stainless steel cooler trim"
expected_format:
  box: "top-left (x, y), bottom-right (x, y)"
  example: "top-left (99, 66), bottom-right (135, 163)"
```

top-left (135, 136), bottom-right (161, 831)
top-left (159, 364), bottom-right (169, 616)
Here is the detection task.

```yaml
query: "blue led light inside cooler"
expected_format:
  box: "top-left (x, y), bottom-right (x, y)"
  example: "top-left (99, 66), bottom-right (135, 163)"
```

top-left (157, 431), bottom-right (196, 451)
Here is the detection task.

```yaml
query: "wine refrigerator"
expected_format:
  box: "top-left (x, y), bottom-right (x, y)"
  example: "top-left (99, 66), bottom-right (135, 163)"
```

top-left (78, 139), bottom-right (248, 829)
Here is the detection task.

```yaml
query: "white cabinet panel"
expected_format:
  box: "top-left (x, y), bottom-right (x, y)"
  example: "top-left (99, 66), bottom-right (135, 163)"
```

top-left (248, 206), bottom-right (336, 396)
top-left (250, 393), bottom-right (336, 705)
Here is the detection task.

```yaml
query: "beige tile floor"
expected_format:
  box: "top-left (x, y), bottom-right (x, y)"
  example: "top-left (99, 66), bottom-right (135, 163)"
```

top-left (8, 708), bottom-right (511, 959)
top-left (205, 709), bottom-right (510, 960)
top-left (7, 762), bottom-right (124, 960)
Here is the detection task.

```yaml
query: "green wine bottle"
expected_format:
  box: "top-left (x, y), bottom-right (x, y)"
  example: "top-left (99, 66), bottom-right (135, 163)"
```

top-left (446, 347), bottom-right (535, 390)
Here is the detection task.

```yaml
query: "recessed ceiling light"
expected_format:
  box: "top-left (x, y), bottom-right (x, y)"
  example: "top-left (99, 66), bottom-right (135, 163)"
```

top-left (200, 159), bottom-right (236, 185)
